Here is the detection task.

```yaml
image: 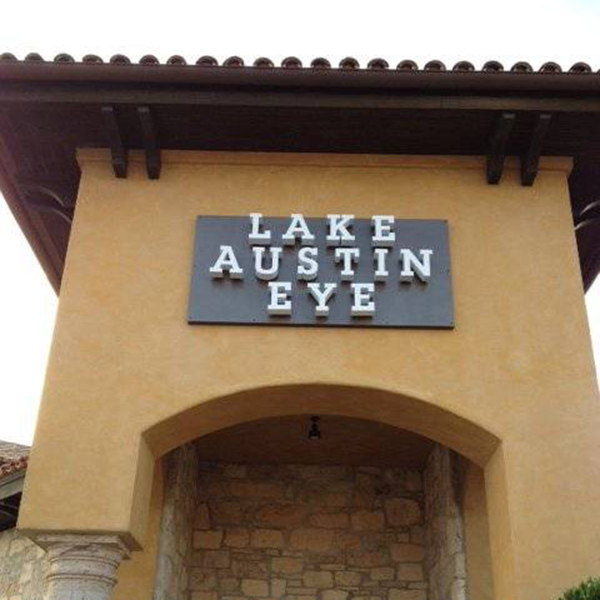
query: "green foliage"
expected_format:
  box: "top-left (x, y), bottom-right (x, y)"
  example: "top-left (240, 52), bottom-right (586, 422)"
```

top-left (559, 578), bottom-right (600, 600)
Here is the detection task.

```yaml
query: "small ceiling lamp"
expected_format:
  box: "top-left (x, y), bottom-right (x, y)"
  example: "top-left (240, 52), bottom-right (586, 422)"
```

top-left (308, 416), bottom-right (321, 440)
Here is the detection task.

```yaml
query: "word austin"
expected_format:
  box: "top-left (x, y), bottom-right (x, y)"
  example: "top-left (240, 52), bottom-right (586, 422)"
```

top-left (208, 214), bottom-right (434, 318)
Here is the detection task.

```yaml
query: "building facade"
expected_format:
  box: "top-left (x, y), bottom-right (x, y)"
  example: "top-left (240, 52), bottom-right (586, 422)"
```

top-left (0, 53), bottom-right (599, 600)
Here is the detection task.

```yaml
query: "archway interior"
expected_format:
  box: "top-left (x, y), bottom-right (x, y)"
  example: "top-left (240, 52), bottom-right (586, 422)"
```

top-left (194, 415), bottom-right (434, 468)
top-left (152, 414), bottom-right (492, 600)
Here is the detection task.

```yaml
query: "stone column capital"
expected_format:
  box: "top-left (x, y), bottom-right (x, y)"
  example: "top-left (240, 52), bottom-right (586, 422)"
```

top-left (32, 533), bottom-right (131, 600)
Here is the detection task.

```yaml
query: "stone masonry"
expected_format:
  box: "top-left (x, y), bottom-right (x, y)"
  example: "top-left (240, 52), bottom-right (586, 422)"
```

top-left (189, 462), bottom-right (428, 600)
top-left (0, 527), bottom-right (48, 600)
top-left (154, 444), bottom-right (200, 600)
top-left (423, 446), bottom-right (467, 600)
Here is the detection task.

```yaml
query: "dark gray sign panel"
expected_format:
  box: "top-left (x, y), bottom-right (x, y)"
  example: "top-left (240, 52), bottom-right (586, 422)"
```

top-left (188, 216), bottom-right (453, 328)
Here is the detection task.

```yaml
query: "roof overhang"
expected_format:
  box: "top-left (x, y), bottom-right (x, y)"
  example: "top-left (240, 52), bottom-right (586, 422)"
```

top-left (0, 55), bottom-right (599, 292)
top-left (0, 470), bottom-right (25, 531)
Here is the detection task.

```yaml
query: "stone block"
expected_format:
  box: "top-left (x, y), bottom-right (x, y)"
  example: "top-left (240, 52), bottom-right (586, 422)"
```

top-left (309, 513), bottom-right (349, 529)
top-left (231, 558), bottom-right (268, 578)
top-left (255, 504), bottom-right (308, 528)
top-left (288, 465), bottom-right (348, 480)
top-left (303, 571), bottom-right (334, 588)
top-left (404, 471), bottom-right (422, 492)
top-left (384, 499), bottom-right (421, 527)
top-left (193, 530), bottom-right (223, 549)
top-left (322, 590), bottom-right (349, 600)
top-left (351, 510), bottom-right (385, 531)
top-left (370, 567), bottom-right (395, 581)
top-left (220, 578), bottom-right (240, 593)
top-left (390, 544), bottom-right (424, 563)
top-left (388, 591), bottom-right (427, 600)
top-left (451, 578), bottom-right (467, 600)
top-left (211, 501), bottom-right (243, 525)
top-left (251, 529), bottom-right (284, 548)
top-left (396, 564), bottom-right (424, 582)
top-left (271, 578), bottom-right (287, 598)
top-left (408, 582), bottom-right (428, 590)
top-left (230, 481), bottom-right (283, 499)
top-left (322, 492), bottom-right (350, 507)
top-left (224, 528), bottom-right (250, 548)
top-left (271, 557), bottom-right (304, 574)
top-left (290, 528), bottom-right (334, 553)
top-left (189, 569), bottom-right (218, 591)
top-left (207, 482), bottom-right (229, 497)
top-left (336, 532), bottom-right (361, 550)
top-left (191, 592), bottom-right (218, 600)
top-left (409, 527), bottom-right (424, 545)
top-left (224, 464), bottom-right (247, 478)
top-left (203, 550), bottom-right (231, 569)
top-left (241, 578), bottom-right (269, 597)
top-left (347, 549), bottom-right (389, 568)
top-left (454, 552), bottom-right (467, 578)
top-left (194, 503), bottom-right (211, 529)
top-left (335, 571), bottom-right (362, 586)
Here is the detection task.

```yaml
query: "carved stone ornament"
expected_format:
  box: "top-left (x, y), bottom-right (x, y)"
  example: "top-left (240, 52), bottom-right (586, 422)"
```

top-left (34, 534), bottom-right (131, 600)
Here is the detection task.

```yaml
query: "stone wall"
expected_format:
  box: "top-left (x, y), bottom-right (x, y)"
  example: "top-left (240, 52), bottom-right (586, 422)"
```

top-left (189, 462), bottom-right (428, 600)
top-left (423, 446), bottom-right (467, 600)
top-left (153, 444), bottom-right (200, 600)
top-left (0, 527), bottom-right (48, 600)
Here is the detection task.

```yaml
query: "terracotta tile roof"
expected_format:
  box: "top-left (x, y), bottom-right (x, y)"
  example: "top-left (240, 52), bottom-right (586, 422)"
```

top-left (0, 440), bottom-right (29, 480)
top-left (0, 52), bottom-right (595, 73)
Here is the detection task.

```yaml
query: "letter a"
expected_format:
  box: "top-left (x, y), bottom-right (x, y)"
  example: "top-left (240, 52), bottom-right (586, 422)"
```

top-left (209, 245), bottom-right (244, 279)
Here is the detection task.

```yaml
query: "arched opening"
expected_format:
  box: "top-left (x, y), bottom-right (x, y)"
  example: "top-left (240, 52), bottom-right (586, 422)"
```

top-left (143, 383), bottom-right (500, 467)
top-left (146, 396), bottom-right (498, 600)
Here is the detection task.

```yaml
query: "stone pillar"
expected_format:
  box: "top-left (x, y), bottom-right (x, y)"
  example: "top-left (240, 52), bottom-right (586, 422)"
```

top-left (35, 534), bottom-right (130, 600)
top-left (424, 445), bottom-right (468, 600)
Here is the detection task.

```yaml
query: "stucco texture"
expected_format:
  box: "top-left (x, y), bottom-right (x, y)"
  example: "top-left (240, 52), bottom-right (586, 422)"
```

top-left (18, 151), bottom-right (600, 600)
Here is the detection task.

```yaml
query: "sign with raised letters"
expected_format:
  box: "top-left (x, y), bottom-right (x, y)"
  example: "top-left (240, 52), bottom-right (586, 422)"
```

top-left (188, 214), bottom-right (453, 328)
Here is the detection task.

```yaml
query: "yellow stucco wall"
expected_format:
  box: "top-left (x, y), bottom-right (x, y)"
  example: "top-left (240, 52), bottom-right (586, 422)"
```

top-left (113, 459), bottom-right (163, 600)
top-left (18, 151), bottom-right (600, 600)
top-left (461, 458), bottom-right (494, 600)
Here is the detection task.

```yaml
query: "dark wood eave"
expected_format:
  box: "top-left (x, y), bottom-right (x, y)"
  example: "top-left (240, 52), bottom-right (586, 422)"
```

top-left (0, 59), bottom-right (598, 293)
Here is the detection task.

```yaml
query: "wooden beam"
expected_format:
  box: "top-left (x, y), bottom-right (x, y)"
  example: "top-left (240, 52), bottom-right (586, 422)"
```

top-left (3, 82), bottom-right (600, 113)
top-left (101, 106), bottom-right (127, 178)
top-left (137, 106), bottom-right (161, 179)
top-left (521, 113), bottom-right (552, 186)
top-left (487, 112), bottom-right (515, 184)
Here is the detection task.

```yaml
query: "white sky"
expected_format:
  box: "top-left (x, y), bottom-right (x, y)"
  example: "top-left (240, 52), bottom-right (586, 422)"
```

top-left (0, 0), bottom-right (599, 444)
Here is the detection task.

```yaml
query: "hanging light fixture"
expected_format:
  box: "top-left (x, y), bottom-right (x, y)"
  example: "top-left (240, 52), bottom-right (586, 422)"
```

top-left (308, 416), bottom-right (321, 440)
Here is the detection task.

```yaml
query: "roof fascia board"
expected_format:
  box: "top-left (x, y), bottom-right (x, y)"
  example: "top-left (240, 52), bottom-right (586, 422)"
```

top-left (1, 82), bottom-right (600, 113)
top-left (1, 63), bottom-right (600, 95)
